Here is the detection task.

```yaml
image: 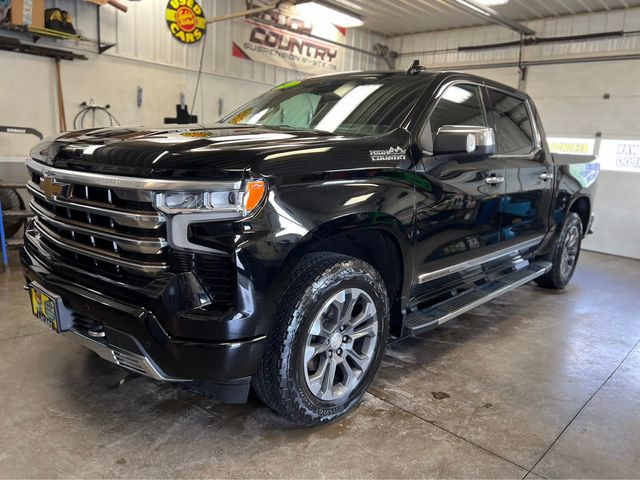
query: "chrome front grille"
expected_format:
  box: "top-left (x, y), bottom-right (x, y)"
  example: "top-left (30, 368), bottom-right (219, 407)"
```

top-left (25, 159), bottom-right (239, 311)
top-left (27, 167), bottom-right (169, 278)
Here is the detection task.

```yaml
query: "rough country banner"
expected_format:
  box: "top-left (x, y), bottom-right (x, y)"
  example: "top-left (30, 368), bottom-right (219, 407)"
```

top-left (232, 5), bottom-right (345, 75)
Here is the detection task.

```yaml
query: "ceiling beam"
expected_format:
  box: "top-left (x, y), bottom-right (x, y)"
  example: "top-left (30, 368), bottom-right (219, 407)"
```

top-left (445, 0), bottom-right (536, 36)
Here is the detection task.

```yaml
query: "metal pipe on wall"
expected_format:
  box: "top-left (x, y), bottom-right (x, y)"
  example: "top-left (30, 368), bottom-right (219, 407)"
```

top-left (428, 53), bottom-right (640, 72)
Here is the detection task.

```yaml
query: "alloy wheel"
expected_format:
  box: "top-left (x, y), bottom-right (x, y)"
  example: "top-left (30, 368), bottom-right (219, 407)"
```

top-left (303, 288), bottom-right (379, 401)
top-left (560, 224), bottom-right (581, 280)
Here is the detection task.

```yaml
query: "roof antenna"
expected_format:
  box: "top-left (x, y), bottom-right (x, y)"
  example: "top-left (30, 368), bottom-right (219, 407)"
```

top-left (407, 59), bottom-right (427, 75)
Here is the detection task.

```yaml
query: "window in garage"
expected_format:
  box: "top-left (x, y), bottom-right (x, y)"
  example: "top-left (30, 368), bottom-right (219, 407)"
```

top-left (485, 89), bottom-right (534, 155)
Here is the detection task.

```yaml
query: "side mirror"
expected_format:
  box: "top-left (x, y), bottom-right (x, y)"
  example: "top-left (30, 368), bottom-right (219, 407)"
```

top-left (434, 126), bottom-right (496, 159)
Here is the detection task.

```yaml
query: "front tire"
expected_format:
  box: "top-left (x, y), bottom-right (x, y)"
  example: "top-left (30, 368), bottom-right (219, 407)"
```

top-left (535, 212), bottom-right (583, 289)
top-left (253, 252), bottom-right (389, 426)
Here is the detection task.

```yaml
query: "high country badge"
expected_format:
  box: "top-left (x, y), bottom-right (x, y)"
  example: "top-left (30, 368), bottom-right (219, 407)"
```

top-left (370, 146), bottom-right (406, 162)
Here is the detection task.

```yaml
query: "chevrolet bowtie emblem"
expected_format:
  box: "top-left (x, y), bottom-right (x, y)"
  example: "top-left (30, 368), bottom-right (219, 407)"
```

top-left (41, 176), bottom-right (70, 200)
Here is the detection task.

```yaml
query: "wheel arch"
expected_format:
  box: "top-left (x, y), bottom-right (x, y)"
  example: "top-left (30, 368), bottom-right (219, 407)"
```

top-left (275, 213), bottom-right (412, 336)
top-left (568, 195), bottom-right (591, 236)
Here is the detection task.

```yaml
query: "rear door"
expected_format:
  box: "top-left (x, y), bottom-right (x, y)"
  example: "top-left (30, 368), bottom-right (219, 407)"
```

top-left (483, 86), bottom-right (554, 245)
top-left (412, 82), bottom-right (507, 297)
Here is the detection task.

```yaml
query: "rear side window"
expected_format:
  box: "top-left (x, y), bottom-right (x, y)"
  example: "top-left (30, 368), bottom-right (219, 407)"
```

top-left (485, 88), bottom-right (535, 155)
top-left (429, 84), bottom-right (486, 141)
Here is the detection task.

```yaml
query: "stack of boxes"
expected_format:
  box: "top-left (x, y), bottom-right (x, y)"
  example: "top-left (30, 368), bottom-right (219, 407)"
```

top-left (9, 0), bottom-right (45, 28)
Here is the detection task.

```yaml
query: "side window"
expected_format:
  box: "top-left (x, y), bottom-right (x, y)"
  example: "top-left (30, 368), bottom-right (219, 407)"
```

top-left (429, 84), bottom-right (486, 143)
top-left (485, 88), bottom-right (535, 155)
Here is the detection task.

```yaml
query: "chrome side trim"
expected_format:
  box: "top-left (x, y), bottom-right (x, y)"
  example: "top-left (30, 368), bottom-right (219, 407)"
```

top-left (418, 236), bottom-right (544, 284)
top-left (34, 219), bottom-right (168, 274)
top-left (62, 329), bottom-right (190, 382)
top-left (424, 263), bottom-right (551, 329)
top-left (27, 158), bottom-right (242, 191)
top-left (28, 182), bottom-right (165, 230)
top-left (30, 201), bottom-right (167, 255)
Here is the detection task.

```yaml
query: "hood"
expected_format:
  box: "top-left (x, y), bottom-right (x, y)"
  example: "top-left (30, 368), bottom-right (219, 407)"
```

top-left (30, 124), bottom-right (407, 180)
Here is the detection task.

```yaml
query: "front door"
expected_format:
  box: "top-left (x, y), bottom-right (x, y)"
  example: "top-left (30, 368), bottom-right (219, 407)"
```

top-left (412, 83), bottom-right (506, 299)
top-left (483, 87), bottom-right (553, 245)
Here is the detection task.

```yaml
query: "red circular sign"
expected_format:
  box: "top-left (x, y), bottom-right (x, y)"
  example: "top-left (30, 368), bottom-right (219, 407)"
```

top-left (176, 6), bottom-right (196, 32)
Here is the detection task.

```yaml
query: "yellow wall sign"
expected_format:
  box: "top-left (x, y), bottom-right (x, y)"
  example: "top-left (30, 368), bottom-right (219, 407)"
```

top-left (547, 137), bottom-right (595, 155)
top-left (166, 0), bottom-right (206, 44)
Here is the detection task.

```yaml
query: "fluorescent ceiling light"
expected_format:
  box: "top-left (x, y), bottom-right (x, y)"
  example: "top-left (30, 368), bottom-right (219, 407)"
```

top-left (473, 0), bottom-right (509, 6)
top-left (452, 0), bottom-right (534, 35)
top-left (442, 86), bottom-right (473, 104)
top-left (296, 1), bottom-right (364, 28)
top-left (454, 0), bottom-right (491, 17)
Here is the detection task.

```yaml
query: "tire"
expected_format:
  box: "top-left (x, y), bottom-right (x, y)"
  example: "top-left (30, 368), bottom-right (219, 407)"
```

top-left (535, 212), bottom-right (583, 290)
top-left (253, 252), bottom-right (389, 426)
top-left (0, 187), bottom-right (26, 238)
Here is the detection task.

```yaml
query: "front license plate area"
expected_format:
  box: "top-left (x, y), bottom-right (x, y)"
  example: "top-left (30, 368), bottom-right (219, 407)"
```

top-left (30, 285), bottom-right (62, 332)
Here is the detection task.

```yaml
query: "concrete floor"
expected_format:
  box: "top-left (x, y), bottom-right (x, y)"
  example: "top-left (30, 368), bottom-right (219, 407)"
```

top-left (1, 250), bottom-right (639, 479)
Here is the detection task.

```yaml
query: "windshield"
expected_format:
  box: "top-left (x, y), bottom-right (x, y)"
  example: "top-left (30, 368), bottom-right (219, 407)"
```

top-left (220, 73), bottom-right (433, 137)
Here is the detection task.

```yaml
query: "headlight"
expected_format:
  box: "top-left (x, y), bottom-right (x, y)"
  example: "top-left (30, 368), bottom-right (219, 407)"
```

top-left (153, 180), bottom-right (266, 218)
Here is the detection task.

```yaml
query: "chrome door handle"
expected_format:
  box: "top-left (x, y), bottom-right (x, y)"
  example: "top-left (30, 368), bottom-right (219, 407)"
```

top-left (539, 172), bottom-right (554, 181)
top-left (485, 176), bottom-right (505, 185)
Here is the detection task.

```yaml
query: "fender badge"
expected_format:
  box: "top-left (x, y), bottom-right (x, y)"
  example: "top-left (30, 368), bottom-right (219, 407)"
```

top-left (370, 146), bottom-right (406, 162)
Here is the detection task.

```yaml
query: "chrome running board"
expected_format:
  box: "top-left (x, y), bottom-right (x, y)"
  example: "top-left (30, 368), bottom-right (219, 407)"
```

top-left (405, 261), bottom-right (552, 336)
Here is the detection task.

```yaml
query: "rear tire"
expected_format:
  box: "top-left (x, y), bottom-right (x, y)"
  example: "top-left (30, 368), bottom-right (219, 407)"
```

top-left (253, 252), bottom-right (389, 426)
top-left (535, 212), bottom-right (583, 290)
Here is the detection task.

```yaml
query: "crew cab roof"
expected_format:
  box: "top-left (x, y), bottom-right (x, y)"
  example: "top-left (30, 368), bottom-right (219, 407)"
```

top-left (303, 69), bottom-right (526, 100)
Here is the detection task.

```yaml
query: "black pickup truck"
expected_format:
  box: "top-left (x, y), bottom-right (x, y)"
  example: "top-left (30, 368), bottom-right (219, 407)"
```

top-left (22, 68), bottom-right (598, 425)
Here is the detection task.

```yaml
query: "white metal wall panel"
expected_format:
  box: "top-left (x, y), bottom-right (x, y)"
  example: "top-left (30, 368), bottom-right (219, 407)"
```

top-left (528, 61), bottom-right (640, 137)
top-left (392, 8), bottom-right (640, 69)
top-left (582, 171), bottom-right (640, 259)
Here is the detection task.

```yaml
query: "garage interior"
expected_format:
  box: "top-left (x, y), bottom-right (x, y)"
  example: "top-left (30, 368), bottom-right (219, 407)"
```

top-left (1, 0), bottom-right (640, 478)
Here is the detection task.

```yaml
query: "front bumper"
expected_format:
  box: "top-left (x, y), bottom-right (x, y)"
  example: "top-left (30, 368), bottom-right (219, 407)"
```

top-left (21, 234), bottom-right (267, 392)
top-left (63, 328), bottom-right (187, 381)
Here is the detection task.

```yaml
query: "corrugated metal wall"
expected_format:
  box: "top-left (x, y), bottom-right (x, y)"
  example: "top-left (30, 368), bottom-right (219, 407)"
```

top-left (51, 0), bottom-right (386, 85)
top-left (390, 8), bottom-right (640, 69)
